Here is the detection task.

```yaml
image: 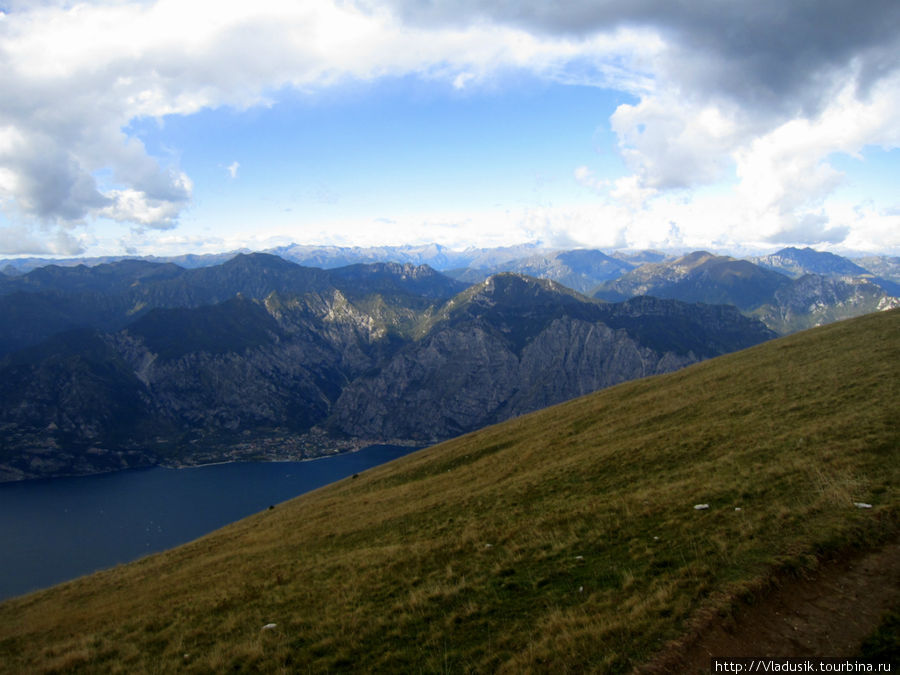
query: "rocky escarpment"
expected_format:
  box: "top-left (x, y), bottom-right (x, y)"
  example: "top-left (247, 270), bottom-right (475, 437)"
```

top-left (326, 275), bottom-right (774, 443)
top-left (328, 316), bottom-right (695, 442)
top-left (594, 251), bottom-right (792, 310)
top-left (0, 329), bottom-right (160, 481)
top-left (0, 287), bottom-right (411, 481)
top-left (0, 265), bottom-right (776, 482)
top-left (752, 275), bottom-right (900, 334)
top-left (0, 253), bottom-right (467, 359)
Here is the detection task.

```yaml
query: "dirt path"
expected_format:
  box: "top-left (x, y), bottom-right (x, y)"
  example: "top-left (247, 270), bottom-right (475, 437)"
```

top-left (640, 542), bottom-right (900, 673)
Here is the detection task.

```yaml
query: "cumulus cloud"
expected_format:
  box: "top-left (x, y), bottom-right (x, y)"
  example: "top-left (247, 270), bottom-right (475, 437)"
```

top-left (0, 225), bottom-right (54, 255)
top-left (226, 162), bottom-right (240, 179)
top-left (0, 0), bottom-right (898, 255)
top-left (731, 72), bottom-right (900, 247)
top-left (0, 0), bottom-right (658, 254)
top-left (377, 0), bottom-right (900, 115)
top-left (0, 223), bottom-right (84, 256)
top-left (300, 204), bottom-right (633, 252)
top-left (379, 0), bottom-right (900, 251)
top-left (573, 166), bottom-right (607, 192)
top-left (609, 95), bottom-right (745, 190)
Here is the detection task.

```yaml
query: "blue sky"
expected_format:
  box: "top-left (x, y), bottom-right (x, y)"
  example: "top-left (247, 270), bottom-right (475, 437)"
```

top-left (118, 76), bottom-right (632, 254)
top-left (1, 1), bottom-right (898, 258)
top-left (160, 79), bottom-right (623, 225)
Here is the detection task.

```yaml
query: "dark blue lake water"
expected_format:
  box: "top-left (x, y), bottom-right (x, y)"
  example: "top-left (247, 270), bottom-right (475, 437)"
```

top-left (0, 445), bottom-right (419, 601)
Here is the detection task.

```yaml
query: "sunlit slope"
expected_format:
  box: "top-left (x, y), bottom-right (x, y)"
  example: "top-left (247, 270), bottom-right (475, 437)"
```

top-left (1, 310), bottom-right (897, 673)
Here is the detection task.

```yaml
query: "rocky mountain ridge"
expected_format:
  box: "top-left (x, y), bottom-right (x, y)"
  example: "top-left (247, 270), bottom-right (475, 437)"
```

top-left (3, 245), bottom-right (897, 336)
top-left (4, 246), bottom-right (896, 481)
top-left (593, 250), bottom-right (899, 333)
top-left (0, 256), bottom-right (775, 481)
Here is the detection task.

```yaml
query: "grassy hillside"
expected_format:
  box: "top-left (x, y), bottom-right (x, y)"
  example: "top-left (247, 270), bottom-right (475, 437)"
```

top-left (0, 310), bottom-right (897, 673)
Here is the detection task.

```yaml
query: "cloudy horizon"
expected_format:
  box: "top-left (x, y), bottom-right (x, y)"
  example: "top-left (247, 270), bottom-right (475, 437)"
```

top-left (1, 0), bottom-right (899, 259)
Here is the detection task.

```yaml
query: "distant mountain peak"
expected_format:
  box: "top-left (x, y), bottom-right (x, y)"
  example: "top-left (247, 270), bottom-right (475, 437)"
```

top-left (467, 273), bottom-right (583, 304)
top-left (223, 251), bottom-right (296, 269)
top-left (753, 247), bottom-right (869, 279)
top-left (672, 250), bottom-right (729, 268)
top-left (339, 261), bottom-right (439, 279)
top-left (417, 273), bottom-right (590, 340)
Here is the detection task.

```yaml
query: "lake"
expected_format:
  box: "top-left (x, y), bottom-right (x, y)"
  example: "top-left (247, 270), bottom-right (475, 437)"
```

top-left (0, 445), bottom-right (420, 601)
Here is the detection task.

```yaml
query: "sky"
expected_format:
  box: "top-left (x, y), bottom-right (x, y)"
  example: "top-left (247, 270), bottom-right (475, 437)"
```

top-left (0, 0), bottom-right (899, 259)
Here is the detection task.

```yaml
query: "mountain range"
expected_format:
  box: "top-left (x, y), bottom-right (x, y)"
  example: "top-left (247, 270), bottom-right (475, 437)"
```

top-left (2, 244), bottom-right (898, 481)
top-left (4, 244), bottom-right (897, 329)
top-left (593, 250), bottom-right (899, 333)
top-left (0, 253), bottom-right (775, 481)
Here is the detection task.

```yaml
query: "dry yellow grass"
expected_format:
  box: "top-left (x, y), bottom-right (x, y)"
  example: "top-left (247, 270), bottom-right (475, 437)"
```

top-left (0, 309), bottom-right (897, 673)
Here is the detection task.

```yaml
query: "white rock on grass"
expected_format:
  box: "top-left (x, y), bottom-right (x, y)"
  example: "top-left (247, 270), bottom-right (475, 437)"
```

top-left (854, 502), bottom-right (873, 509)
top-left (693, 504), bottom-right (710, 510)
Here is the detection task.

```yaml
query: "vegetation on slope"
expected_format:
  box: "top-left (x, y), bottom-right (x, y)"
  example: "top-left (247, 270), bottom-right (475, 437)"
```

top-left (127, 296), bottom-right (282, 360)
top-left (0, 310), bottom-right (896, 673)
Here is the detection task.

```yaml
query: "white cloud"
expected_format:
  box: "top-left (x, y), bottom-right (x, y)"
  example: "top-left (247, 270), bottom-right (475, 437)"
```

top-left (573, 165), bottom-right (607, 192)
top-left (0, 223), bottom-right (84, 256)
top-left (227, 162), bottom-right (240, 179)
top-left (98, 175), bottom-right (192, 230)
top-left (595, 58), bottom-right (900, 253)
top-left (0, 0), bottom-right (898, 256)
top-left (0, 224), bottom-right (54, 255)
top-left (608, 175), bottom-right (658, 212)
top-left (0, 0), bottom-right (658, 255)
top-left (380, 0), bottom-right (900, 118)
top-left (730, 72), bottom-right (900, 247)
top-left (452, 72), bottom-right (475, 90)
top-left (610, 95), bottom-right (745, 190)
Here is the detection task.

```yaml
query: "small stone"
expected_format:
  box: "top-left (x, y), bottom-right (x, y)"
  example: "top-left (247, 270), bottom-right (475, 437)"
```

top-left (574, 555), bottom-right (584, 560)
top-left (854, 502), bottom-right (873, 509)
top-left (734, 507), bottom-right (742, 512)
top-left (261, 623), bottom-right (277, 631)
top-left (694, 504), bottom-right (709, 510)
